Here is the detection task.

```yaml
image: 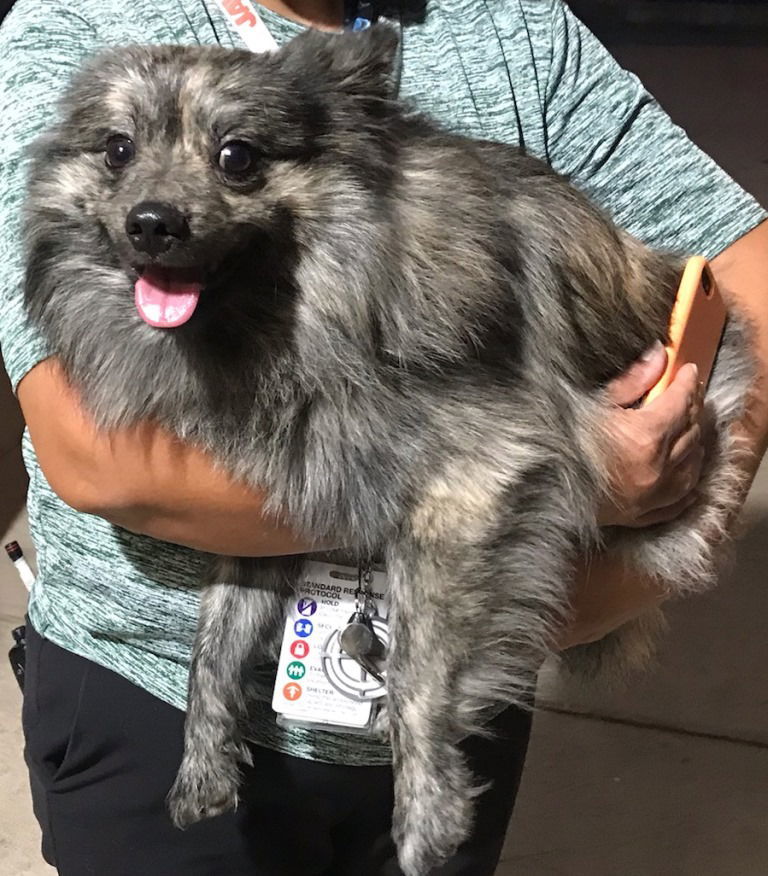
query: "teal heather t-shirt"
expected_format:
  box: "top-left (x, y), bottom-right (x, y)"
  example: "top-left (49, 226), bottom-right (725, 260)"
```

top-left (0, 0), bottom-right (765, 765)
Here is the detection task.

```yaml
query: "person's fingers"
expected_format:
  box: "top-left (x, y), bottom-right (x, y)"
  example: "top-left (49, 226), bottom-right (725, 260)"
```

top-left (628, 488), bottom-right (700, 529)
top-left (639, 443), bottom-right (705, 520)
top-left (668, 423), bottom-right (702, 467)
top-left (643, 362), bottom-right (701, 441)
top-left (605, 341), bottom-right (667, 407)
top-left (606, 441), bottom-right (704, 530)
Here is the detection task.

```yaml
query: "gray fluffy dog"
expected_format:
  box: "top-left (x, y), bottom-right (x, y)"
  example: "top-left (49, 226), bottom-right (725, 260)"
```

top-left (23, 26), bottom-right (752, 875)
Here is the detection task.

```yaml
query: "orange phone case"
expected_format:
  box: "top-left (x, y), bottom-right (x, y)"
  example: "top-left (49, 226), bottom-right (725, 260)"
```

top-left (644, 256), bottom-right (726, 405)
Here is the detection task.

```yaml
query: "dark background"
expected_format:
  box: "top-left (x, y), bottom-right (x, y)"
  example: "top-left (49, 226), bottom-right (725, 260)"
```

top-left (569, 0), bottom-right (768, 44)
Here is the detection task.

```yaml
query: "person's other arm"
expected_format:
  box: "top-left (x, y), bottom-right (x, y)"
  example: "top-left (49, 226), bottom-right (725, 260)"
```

top-left (536, 0), bottom-right (768, 645)
top-left (17, 357), bottom-right (316, 555)
top-left (562, 244), bottom-right (768, 650)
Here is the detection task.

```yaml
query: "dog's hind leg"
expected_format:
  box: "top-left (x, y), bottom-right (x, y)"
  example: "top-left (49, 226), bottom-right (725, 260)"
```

top-left (168, 555), bottom-right (302, 828)
top-left (385, 468), bottom-right (581, 876)
top-left (384, 541), bottom-right (486, 876)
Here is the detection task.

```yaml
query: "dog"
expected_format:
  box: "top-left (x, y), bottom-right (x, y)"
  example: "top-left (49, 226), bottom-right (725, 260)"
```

top-left (22, 26), bottom-right (752, 875)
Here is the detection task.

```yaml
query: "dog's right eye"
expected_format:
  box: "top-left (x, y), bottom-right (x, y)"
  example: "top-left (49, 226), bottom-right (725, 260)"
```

top-left (105, 135), bottom-right (136, 169)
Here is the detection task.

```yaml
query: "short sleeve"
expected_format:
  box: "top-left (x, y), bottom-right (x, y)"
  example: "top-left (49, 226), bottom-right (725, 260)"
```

top-left (0, 3), bottom-right (101, 390)
top-left (540, 0), bottom-right (766, 257)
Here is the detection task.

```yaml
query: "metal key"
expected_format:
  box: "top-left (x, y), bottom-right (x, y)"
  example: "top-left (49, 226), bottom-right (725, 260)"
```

top-left (339, 610), bottom-right (386, 683)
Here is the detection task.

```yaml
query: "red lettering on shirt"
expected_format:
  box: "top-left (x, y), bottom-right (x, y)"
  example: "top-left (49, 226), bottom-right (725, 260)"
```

top-left (222, 0), bottom-right (257, 27)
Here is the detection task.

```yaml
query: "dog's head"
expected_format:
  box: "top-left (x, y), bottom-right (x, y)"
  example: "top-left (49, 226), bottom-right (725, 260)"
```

top-left (24, 27), bottom-right (400, 331)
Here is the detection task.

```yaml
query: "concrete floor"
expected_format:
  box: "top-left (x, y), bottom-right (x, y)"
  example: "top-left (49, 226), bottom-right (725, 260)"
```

top-left (1, 39), bottom-right (767, 876)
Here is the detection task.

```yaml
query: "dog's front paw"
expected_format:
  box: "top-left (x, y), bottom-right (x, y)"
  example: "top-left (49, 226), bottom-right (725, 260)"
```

top-left (392, 747), bottom-right (478, 876)
top-left (371, 700), bottom-right (390, 739)
top-left (167, 744), bottom-right (250, 828)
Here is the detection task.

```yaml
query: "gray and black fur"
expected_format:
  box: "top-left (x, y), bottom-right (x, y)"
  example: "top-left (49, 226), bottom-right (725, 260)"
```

top-left (22, 27), bottom-right (753, 875)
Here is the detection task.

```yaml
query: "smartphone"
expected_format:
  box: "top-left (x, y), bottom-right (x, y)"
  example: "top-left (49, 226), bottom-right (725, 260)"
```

top-left (643, 256), bottom-right (726, 405)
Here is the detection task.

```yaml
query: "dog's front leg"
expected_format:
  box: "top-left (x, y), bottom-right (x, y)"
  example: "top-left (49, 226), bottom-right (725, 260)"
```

top-left (168, 555), bottom-right (302, 828)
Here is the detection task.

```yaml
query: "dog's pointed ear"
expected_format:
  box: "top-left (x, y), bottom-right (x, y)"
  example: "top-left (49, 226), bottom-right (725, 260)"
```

top-left (278, 25), bottom-right (399, 99)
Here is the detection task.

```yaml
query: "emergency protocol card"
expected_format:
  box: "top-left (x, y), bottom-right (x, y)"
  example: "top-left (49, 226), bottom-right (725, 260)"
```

top-left (272, 561), bottom-right (388, 730)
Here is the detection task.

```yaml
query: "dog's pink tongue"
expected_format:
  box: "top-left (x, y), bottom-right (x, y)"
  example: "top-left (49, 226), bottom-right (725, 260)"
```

top-left (135, 271), bottom-right (202, 328)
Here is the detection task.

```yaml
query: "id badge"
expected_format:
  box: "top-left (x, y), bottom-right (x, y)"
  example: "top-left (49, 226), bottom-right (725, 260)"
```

top-left (272, 561), bottom-right (388, 735)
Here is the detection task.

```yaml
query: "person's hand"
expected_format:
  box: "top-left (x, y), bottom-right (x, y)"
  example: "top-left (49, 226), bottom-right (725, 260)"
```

top-left (557, 345), bottom-right (704, 649)
top-left (556, 553), bottom-right (666, 649)
top-left (597, 342), bottom-right (705, 528)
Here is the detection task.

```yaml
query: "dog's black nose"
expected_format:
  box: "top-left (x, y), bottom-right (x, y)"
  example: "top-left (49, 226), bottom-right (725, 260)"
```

top-left (125, 201), bottom-right (190, 256)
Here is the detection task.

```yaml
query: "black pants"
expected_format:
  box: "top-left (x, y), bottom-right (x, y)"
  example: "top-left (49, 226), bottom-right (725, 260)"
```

top-left (21, 622), bottom-right (531, 875)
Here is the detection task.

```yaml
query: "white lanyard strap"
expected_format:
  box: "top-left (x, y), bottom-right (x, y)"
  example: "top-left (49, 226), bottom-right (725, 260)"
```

top-left (215, 0), bottom-right (279, 53)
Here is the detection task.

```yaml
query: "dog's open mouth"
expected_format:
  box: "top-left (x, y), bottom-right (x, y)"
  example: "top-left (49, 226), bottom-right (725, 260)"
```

top-left (134, 267), bottom-right (204, 329)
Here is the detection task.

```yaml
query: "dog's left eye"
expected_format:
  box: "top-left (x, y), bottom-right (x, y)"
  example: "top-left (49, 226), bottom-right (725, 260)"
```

top-left (217, 141), bottom-right (256, 176)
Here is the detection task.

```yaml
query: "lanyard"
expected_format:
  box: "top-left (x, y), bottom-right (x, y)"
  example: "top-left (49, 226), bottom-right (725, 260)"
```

top-left (214, 0), bottom-right (377, 53)
top-left (215, 0), bottom-right (278, 52)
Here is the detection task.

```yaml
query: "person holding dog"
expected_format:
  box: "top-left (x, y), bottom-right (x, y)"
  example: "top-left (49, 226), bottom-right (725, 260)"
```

top-left (1, 0), bottom-right (767, 874)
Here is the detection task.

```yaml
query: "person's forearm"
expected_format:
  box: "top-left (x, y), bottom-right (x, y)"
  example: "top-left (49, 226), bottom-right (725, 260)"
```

top-left (96, 431), bottom-right (317, 555)
top-left (710, 220), bottom-right (768, 487)
top-left (18, 358), bottom-right (317, 555)
top-left (105, 491), bottom-right (318, 556)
